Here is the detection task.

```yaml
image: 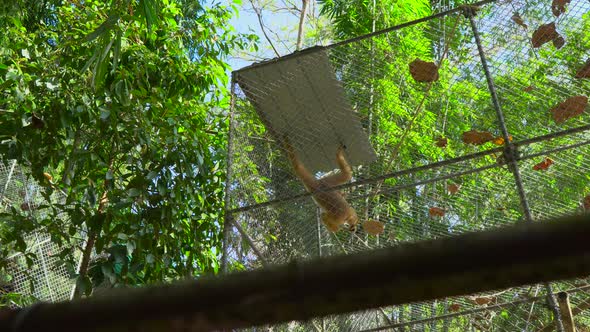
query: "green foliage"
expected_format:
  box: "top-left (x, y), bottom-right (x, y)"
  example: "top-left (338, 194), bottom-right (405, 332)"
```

top-left (0, 291), bottom-right (37, 308)
top-left (312, 1), bottom-right (590, 330)
top-left (318, 0), bottom-right (431, 39)
top-left (0, 0), bottom-right (257, 295)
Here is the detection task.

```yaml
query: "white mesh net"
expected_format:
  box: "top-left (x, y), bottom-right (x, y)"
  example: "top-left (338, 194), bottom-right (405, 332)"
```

top-left (0, 159), bottom-right (82, 306)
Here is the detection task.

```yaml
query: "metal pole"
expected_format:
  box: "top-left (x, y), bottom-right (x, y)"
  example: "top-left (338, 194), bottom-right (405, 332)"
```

top-left (221, 79), bottom-right (238, 274)
top-left (233, 0), bottom-right (499, 76)
top-left (34, 233), bottom-right (56, 302)
top-left (464, 7), bottom-right (533, 222)
top-left (2, 159), bottom-right (17, 196)
top-left (228, 124), bottom-right (590, 215)
top-left (316, 208), bottom-right (325, 331)
top-left (3, 213), bottom-right (590, 332)
top-left (316, 208), bottom-right (323, 258)
top-left (464, 7), bottom-right (565, 332)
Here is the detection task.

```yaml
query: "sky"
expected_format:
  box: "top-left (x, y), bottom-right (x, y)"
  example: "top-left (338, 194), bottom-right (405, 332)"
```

top-left (224, 0), bottom-right (309, 72)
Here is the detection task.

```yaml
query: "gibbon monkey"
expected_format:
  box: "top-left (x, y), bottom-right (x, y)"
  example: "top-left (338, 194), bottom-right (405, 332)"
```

top-left (283, 136), bottom-right (359, 232)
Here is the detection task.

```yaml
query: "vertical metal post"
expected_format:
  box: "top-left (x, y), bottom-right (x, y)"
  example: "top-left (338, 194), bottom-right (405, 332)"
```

top-left (221, 78), bottom-right (238, 275)
top-left (35, 233), bottom-right (56, 301)
top-left (464, 7), bottom-right (565, 332)
top-left (70, 242), bottom-right (85, 300)
top-left (545, 283), bottom-right (567, 332)
top-left (316, 207), bottom-right (323, 258)
top-left (365, 0), bottom-right (376, 245)
top-left (556, 292), bottom-right (576, 332)
top-left (2, 160), bottom-right (17, 196)
top-left (223, 77), bottom-right (269, 268)
top-left (316, 209), bottom-right (325, 331)
top-left (464, 7), bottom-right (532, 222)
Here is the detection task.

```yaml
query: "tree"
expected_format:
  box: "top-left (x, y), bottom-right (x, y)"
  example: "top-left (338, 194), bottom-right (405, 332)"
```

top-left (232, 0), bottom-right (332, 61)
top-left (0, 0), bottom-right (257, 299)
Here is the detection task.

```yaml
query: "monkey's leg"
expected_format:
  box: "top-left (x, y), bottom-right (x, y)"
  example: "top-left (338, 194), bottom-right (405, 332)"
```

top-left (282, 135), bottom-right (320, 190)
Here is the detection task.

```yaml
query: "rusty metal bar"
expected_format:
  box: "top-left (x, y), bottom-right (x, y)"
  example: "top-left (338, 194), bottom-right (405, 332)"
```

top-left (2, 213), bottom-right (590, 332)
top-left (464, 7), bottom-right (566, 331)
top-left (359, 285), bottom-right (590, 332)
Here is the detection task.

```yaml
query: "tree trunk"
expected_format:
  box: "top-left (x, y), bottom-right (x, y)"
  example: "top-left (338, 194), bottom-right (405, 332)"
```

top-left (296, 0), bottom-right (309, 50)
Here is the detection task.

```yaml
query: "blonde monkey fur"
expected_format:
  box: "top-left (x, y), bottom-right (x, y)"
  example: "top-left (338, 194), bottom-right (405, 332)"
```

top-left (283, 136), bottom-right (359, 232)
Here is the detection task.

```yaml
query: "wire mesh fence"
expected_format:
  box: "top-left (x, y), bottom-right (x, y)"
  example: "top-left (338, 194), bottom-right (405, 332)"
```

top-left (226, 0), bottom-right (590, 330)
top-left (0, 159), bottom-right (81, 306)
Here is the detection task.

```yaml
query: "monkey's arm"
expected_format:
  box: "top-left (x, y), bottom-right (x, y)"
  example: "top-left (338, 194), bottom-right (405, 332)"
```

top-left (321, 145), bottom-right (353, 187)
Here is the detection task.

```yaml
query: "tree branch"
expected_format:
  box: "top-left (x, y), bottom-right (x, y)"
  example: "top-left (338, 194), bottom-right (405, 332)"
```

top-left (248, 0), bottom-right (281, 57)
top-left (72, 158), bottom-right (115, 299)
top-left (296, 0), bottom-right (309, 50)
top-left (538, 291), bottom-right (590, 332)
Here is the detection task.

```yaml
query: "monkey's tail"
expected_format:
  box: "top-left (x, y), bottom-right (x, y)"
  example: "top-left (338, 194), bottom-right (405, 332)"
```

top-left (280, 134), bottom-right (296, 159)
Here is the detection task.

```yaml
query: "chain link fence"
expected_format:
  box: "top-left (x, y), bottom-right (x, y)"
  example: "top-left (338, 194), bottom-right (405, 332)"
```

top-left (0, 159), bottom-right (82, 306)
top-left (226, 0), bottom-right (590, 330)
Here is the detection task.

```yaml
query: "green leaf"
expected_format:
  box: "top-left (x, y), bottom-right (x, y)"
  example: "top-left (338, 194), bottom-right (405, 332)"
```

top-left (114, 79), bottom-right (130, 106)
top-left (82, 50), bottom-right (98, 73)
top-left (93, 37), bottom-right (115, 88)
top-left (88, 214), bottom-right (106, 231)
top-left (100, 109), bottom-right (111, 120)
top-left (95, 235), bottom-right (105, 252)
top-left (126, 241), bottom-right (136, 255)
top-left (140, 0), bottom-right (158, 32)
top-left (76, 276), bottom-right (93, 297)
top-left (85, 14), bottom-right (120, 42)
top-left (127, 188), bottom-right (141, 197)
top-left (15, 235), bottom-right (27, 252)
top-left (112, 29), bottom-right (122, 72)
top-left (101, 265), bottom-right (116, 284)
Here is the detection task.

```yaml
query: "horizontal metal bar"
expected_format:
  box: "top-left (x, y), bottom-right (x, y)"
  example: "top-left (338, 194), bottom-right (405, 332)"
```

top-left (232, 0), bottom-right (498, 76)
top-left (520, 139), bottom-right (590, 161)
top-left (3, 213), bottom-right (590, 332)
top-left (516, 125), bottom-right (590, 147)
top-left (228, 125), bottom-right (590, 214)
top-left (358, 285), bottom-right (590, 332)
top-left (228, 148), bottom-right (504, 214)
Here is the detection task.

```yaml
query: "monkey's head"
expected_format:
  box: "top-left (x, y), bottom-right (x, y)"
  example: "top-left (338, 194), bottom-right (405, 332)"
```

top-left (346, 209), bottom-right (359, 231)
top-left (321, 207), bottom-right (359, 232)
